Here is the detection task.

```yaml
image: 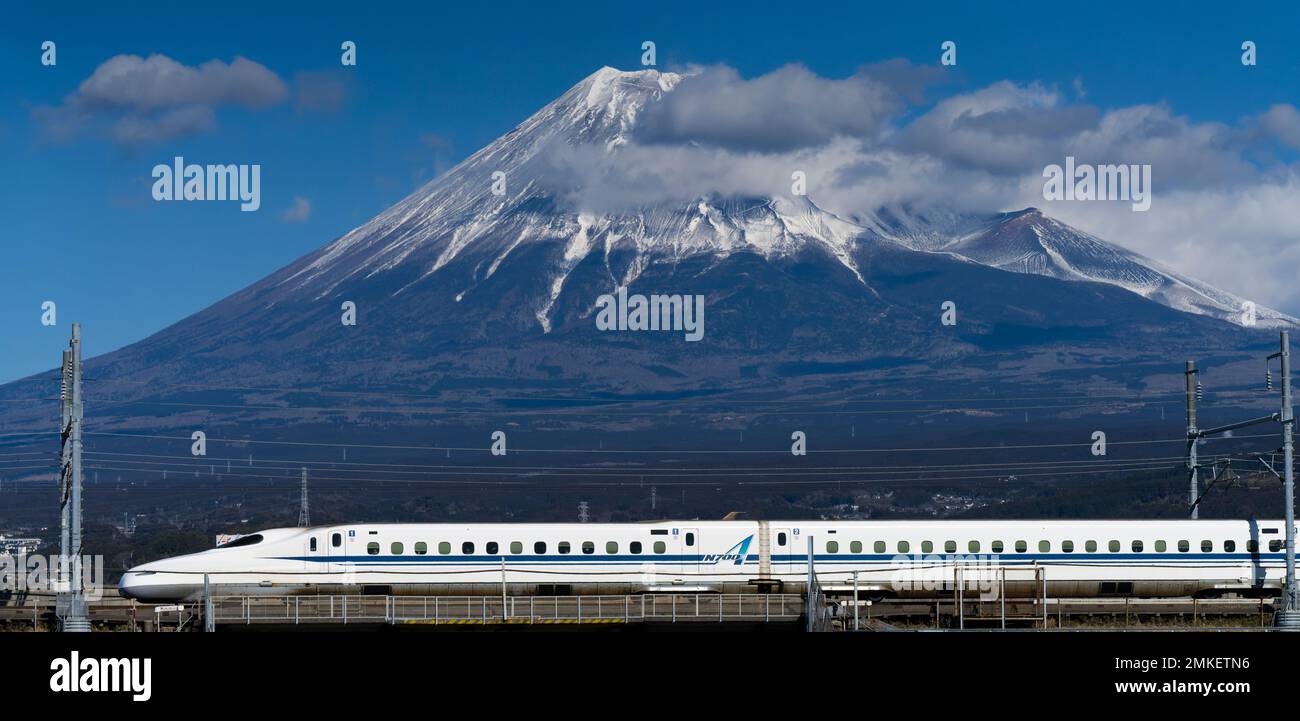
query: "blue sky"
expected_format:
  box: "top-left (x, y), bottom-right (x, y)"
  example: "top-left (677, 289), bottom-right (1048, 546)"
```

top-left (2, 1), bottom-right (1299, 383)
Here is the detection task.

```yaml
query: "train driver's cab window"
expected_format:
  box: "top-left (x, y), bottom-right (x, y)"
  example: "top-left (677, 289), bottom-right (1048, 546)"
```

top-left (685, 532), bottom-right (695, 546)
top-left (310, 537), bottom-right (317, 552)
top-left (366, 542), bottom-right (380, 555)
top-left (653, 541), bottom-right (666, 554)
top-left (331, 532), bottom-right (342, 548)
top-left (534, 541), bottom-right (547, 554)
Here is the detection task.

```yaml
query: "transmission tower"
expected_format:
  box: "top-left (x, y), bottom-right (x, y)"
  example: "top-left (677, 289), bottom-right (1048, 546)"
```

top-left (298, 467), bottom-right (310, 527)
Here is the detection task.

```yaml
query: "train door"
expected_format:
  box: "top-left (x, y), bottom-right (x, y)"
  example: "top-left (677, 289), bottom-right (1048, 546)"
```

top-left (773, 527), bottom-right (794, 577)
top-left (305, 532), bottom-right (322, 574)
top-left (680, 527), bottom-right (699, 575)
top-left (326, 529), bottom-right (347, 574)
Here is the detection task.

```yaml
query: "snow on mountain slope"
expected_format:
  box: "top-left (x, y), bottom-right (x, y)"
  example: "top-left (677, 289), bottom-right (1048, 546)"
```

top-left (264, 66), bottom-right (1286, 331)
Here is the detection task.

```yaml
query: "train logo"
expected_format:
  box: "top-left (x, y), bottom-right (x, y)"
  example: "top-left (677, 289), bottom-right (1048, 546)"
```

top-left (702, 535), bottom-right (753, 565)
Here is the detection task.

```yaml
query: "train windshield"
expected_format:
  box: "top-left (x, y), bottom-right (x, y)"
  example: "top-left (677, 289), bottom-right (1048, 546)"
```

top-left (218, 534), bottom-right (264, 549)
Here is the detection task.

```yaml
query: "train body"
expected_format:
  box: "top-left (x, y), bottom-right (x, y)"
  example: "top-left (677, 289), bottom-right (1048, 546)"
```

top-left (118, 518), bottom-right (1296, 602)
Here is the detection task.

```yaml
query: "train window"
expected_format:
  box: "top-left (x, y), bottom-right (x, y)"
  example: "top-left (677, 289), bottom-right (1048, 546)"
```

top-left (685, 533), bottom-right (695, 546)
top-left (462, 542), bottom-right (475, 554)
top-left (486, 542), bottom-right (499, 555)
top-left (310, 537), bottom-right (318, 552)
top-left (1201, 540), bottom-right (1213, 553)
top-left (1109, 540), bottom-right (1121, 552)
top-left (1038, 541), bottom-right (1051, 553)
top-left (653, 541), bottom-right (666, 554)
top-left (366, 542), bottom-right (380, 555)
top-left (1177, 540), bottom-right (1190, 553)
top-left (510, 541), bottom-right (523, 554)
top-left (1085, 540), bottom-right (1097, 553)
top-left (1015, 541), bottom-right (1027, 553)
top-left (898, 541), bottom-right (910, 553)
top-left (778, 533), bottom-right (788, 546)
top-left (439, 542), bottom-right (451, 554)
top-left (1224, 540), bottom-right (1236, 553)
top-left (1062, 541), bottom-right (1073, 553)
top-left (415, 542), bottom-right (427, 555)
top-left (826, 540), bottom-right (839, 553)
top-left (1155, 540), bottom-right (1167, 552)
top-left (850, 541), bottom-right (862, 553)
top-left (331, 533), bottom-right (342, 548)
top-left (606, 541), bottom-right (618, 553)
top-left (1132, 541), bottom-right (1144, 552)
top-left (968, 541), bottom-right (980, 553)
top-left (1270, 540), bottom-right (1283, 552)
top-left (582, 541), bottom-right (595, 554)
top-left (391, 542), bottom-right (403, 555)
top-left (630, 541), bottom-right (642, 554)
top-left (1247, 540), bottom-right (1259, 553)
top-left (874, 541), bottom-right (886, 553)
top-left (534, 542), bottom-right (546, 554)
top-left (220, 534), bottom-right (265, 548)
top-left (944, 541), bottom-right (956, 553)
top-left (558, 542), bottom-right (571, 554)
top-left (921, 541), bottom-right (934, 553)
top-left (991, 541), bottom-right (1004, 553)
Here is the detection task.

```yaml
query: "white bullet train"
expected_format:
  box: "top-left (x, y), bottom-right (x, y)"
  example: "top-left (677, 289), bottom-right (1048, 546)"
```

top-left (118, 518), bottom-right (1296, 602)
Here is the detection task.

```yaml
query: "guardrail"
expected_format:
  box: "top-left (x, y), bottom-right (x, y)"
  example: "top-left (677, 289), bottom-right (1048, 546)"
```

top-left (210, 593), bottom-right (806, 626)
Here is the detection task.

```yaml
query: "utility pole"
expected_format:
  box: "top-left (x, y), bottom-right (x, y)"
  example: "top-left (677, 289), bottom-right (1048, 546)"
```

top-left (58, 324), bottom-right (90, 632)
top-left (1185, 361), bottom-right (1199, 519)
top-left (1277, 332), bottom-right (1298, 627)
top-left (297, 467), bottom-right (310, 527)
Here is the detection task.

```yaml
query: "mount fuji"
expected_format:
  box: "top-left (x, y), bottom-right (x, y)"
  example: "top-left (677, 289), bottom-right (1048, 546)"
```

top-left (0, 67), bottom-right (1290, 437)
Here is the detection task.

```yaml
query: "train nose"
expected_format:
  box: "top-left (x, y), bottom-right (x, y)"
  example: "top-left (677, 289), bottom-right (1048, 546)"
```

top-left (119, 570), bottom-right (201, 602)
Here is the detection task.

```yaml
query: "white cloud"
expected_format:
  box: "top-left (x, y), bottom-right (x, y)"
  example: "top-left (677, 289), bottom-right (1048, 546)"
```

top-left (280, 197), bottom-right (312, 223)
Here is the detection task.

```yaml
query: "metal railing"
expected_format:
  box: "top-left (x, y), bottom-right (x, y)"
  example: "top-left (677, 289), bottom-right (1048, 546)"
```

top-left (209, 593), bottom-right (805, 625)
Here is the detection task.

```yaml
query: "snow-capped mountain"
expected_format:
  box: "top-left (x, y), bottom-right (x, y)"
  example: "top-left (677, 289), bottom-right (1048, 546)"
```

top-left (0, 67), bottom-right (1285, 437)
top-left (282, 66), bottom-right (1287, 332)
